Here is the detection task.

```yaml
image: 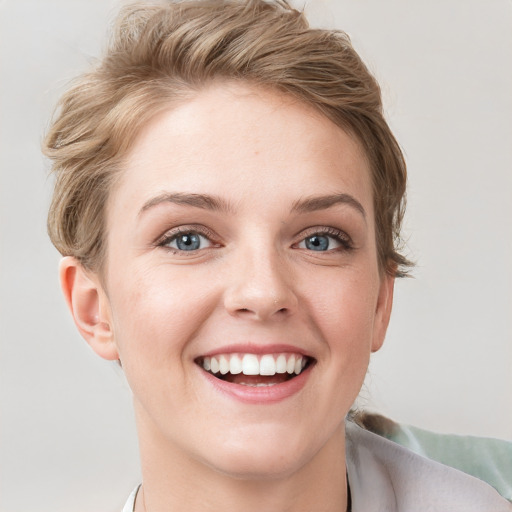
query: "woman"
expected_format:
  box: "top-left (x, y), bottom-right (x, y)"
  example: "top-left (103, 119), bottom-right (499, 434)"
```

top-left (43, 1), bottom-right (511, 510)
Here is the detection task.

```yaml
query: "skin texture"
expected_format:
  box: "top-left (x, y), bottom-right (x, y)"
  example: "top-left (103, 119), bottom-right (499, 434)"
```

top-left (60, 83), bottom-right (394, 512)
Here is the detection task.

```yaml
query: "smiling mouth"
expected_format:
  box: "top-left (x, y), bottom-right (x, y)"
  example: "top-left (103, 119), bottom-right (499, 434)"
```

top-left (196, 353), bottom-right (314, 387)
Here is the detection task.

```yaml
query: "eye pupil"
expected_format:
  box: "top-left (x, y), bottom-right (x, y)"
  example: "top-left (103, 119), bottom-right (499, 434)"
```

top-left (176, 233), bottom-right (201, 251)
top-left (305, 235), bottom-right (329, 251)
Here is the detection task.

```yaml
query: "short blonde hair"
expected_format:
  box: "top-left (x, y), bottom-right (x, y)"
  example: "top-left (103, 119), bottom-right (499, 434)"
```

top-left (44, 0), bottom-right (411, 276)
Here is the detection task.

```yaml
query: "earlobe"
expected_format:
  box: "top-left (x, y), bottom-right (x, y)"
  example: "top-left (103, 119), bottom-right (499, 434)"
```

top-left (371, 273), bottom-right (395, 353)
top-left (59, 256), bottom-right (119, 361)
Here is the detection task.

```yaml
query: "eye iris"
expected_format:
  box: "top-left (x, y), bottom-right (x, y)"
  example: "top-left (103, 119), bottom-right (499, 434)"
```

top-left (305, 235), bottom-right (329, 251)
top-left (176, 233), bottom-right (201, 251)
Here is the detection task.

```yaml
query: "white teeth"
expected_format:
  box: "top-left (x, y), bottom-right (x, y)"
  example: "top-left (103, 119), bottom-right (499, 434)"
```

top-left (229, 354), bottom-right (242, 374)
top-left (286, 355), bottom-right (296, 374)
top-left (219, 355), bottom-right (230, 375)
top-left (242, 354), bottom-right (260, 375)
top-left (201, 352), bottom-right (309, 377)
top-left (259, 354), bottom-right (276, 375)
top-left (276, 354), bottom-right (287, 374)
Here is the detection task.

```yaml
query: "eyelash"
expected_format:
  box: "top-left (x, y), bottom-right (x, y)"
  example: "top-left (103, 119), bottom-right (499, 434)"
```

top-left (296, 227), bottom-right (354, 251)
top-left (156, 225), bottom-right (219, 253)
top-left (155, 225), bottom-right (353, 254)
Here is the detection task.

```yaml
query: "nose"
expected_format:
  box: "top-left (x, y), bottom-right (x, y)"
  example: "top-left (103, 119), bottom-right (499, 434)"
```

top-left (223, 247), bottom-right (298, 321)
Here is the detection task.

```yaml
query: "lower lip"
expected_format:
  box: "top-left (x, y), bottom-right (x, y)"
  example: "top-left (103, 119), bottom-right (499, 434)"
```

top-left (199, 365), bottom-right (313, 404)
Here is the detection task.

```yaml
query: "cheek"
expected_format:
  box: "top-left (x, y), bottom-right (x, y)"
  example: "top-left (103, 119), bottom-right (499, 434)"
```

top-left (294, 267), bottom-right (380, 430)
top-left (106, 272), bottom-right (206, 416)
top-left (108, 268), bottom-right (213, 366)
top-left (305, 266), bottom-right (380, 357)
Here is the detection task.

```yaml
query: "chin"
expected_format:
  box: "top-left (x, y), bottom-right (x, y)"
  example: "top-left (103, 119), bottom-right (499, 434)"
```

top-left (205, 450), bottom-right (308, 482)
top-left (197, 426), bottom-right (326, 481)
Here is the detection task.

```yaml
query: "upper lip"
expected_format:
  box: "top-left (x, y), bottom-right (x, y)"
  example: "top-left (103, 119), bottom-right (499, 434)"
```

top-left (197, 343), bottom-right (313, 359)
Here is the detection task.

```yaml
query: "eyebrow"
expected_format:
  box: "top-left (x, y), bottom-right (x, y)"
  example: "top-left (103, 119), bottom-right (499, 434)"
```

top-left (291, 193), bottom-right (367, 220)
top-left (139, 191), bottom-right (366, 220)
top-left (139, 192), bottom-right (235, 216)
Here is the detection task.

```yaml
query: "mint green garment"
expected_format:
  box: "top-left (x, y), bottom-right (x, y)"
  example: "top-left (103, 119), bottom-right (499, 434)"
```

top-left (382, 423), bottom-right (512, 502)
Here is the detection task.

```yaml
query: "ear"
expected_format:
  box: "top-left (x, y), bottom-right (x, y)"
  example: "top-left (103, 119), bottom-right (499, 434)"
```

top-left (371, 272), bottom-right (395, 353)
top-left (59, 256), bottom-right (119, 360)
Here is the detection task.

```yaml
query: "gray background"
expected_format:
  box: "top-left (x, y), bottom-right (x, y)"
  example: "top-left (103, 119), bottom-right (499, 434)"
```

top-left (1, 0), bottom-right (511, 510)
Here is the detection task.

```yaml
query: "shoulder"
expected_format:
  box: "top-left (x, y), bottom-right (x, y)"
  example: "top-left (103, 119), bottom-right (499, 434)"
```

top-left (346, 421), bottom-right (512, 512)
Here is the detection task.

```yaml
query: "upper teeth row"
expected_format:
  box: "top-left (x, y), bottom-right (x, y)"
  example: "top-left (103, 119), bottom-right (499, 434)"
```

top-left (202, 353), bottom-right (307, 376)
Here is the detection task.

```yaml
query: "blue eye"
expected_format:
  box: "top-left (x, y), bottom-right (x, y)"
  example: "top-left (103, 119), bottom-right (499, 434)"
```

top-left (305, 235), bottom-right (330, 251)
top-left (297, 231), bottom-right (348, 252)
top-left (166, 232), bottom-right (211, 251)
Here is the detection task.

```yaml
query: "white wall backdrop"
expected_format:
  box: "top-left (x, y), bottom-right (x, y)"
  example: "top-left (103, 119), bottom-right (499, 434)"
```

top-left (1, 1), bottom-right (510, 511)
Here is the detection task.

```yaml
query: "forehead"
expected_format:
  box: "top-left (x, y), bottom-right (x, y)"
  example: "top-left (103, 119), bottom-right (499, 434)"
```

top-left (112, 83), bottom-right (373, 218)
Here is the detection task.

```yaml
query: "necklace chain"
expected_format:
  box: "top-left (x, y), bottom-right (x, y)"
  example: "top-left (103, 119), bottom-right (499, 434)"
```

top-left (141, 485), bottom-right (147, 512)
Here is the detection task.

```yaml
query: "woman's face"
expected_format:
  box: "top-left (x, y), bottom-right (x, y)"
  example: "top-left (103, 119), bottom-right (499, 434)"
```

top-left (94, 84), bottom-right (393, 478)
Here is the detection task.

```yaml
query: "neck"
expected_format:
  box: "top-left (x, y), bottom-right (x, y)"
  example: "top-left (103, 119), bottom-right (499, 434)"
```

top-left (134, 412), bottom-right (348, 512)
